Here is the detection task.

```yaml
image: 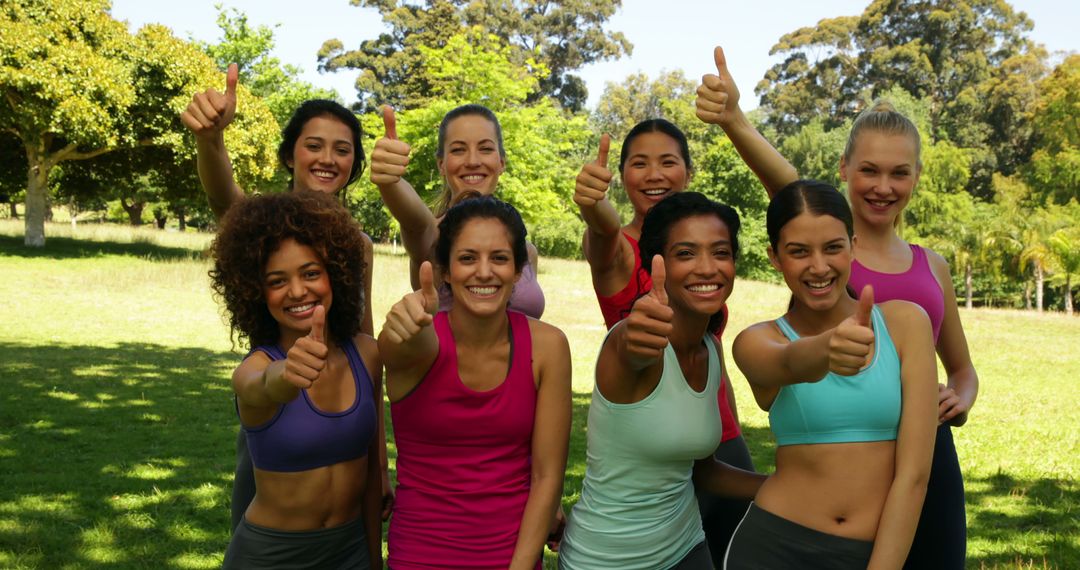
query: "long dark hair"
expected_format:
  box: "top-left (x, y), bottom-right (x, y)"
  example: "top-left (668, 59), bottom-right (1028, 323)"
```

top-left (638, 192), bottom-right (740, 332)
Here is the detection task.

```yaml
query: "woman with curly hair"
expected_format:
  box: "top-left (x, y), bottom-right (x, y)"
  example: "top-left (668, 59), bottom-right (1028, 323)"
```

top-left (182, 66), bottom-right (388, 528)
top-left (210, 191), bottom-right (383, 569)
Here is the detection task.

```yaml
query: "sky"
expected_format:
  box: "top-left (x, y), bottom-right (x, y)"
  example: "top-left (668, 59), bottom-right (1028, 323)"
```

top-left (110, 0), bottom-right (1079, 111)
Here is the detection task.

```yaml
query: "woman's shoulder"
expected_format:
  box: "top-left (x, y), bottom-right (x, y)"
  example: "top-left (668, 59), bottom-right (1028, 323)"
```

top-left (526, 317), bottom-right (569, 350)
top-left (878, 300), bottom-right (931, 339)
top-left (350, 333), bottom-right (380, 368)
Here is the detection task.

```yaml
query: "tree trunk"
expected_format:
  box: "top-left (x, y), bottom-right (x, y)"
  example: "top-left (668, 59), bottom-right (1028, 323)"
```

top-left (120, 198), bottom-right (144, 226)
top-left (1023, 281), bottom-right (1032, 310)
top-left (153, 210), bottom-right (167, 229)
top-left (1066, 276), bottom-right (1074, 316)
top-left (8, 201), bottom-right (16, 219)
top-left (24, 151), bottom-right (48, 247)
top-left (1035, 263), bottom-right (1044, 312)
top-left (965, 262), bottom-right (973, 309)
top-left (176, 207), bottom-right (186, 231)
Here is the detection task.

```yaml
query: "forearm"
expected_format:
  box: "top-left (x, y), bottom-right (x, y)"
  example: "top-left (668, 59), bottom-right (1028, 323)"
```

top-left (778, 333), bottom-right (832, 385)
top-left (867, 474), bottom-right (929, 570)
top-left (721, 110), bottom-right (798, 197)
top-left (693, 458), bottom-right (765, 499)
top-left (195, 134), bottom-right (242, 219)
top-left (378, 179), bottom-right (435, 231)
top-left (509, 474), bottom-right (562, 570)
top-left (947, 366), bottom-right (979, 426)
top-left (579, 197), bottom-right (622, 238)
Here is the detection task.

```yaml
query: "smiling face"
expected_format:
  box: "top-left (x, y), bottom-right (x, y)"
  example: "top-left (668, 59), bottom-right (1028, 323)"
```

top-left (437, 114), bottom-right (506, 199)
top-left (445, 217), bottom-right (520, 317)
top-left (661, 214), bottom-right (736, 318)
top-left (287, 115), bottom-right (356, 193)
top-left (840, 131), bottom-right (920, 228)
top-left (263, 238), bottom-right (332, 338)
top-left (769, 212), bottom-right (854, 312)
top-left (621, 131), bottom-right (690, 217)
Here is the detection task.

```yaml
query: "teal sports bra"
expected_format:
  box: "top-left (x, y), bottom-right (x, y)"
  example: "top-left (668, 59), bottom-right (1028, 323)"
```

top-left (769, 305), bottom-right (902, 446)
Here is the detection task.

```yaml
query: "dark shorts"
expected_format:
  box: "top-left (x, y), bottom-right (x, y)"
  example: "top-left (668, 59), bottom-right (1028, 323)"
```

top-left (905, 423), bottom-right (966, 569)
top-left (223, 516), bottom-right (370, 570)
top-left (724, 503), bottom-right (873, 570)
top-left (668, 541), bottom-right (713, 570)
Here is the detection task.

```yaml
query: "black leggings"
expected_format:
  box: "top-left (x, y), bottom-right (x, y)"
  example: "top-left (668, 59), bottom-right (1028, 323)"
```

top-left (231, 430), bottom-right (257, 532)
top-left (904, 424), bottom-right (966, 569)
top-left (696, 434), bottom-right (756, 568)
top-left (668, 541), bottom-right (713, 570)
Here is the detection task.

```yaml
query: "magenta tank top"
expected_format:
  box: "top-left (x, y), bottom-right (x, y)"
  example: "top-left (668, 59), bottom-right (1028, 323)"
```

top-left (438, 261), bottom-right (545, 319)
top-left (388, 310), bottom-right (539, 570)
top-left (850, 244), bottom-right (945, 343)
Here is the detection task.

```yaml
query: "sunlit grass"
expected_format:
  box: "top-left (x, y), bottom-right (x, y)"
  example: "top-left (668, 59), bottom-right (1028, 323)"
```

top-left (1, 222), bottom-right (1077, 568)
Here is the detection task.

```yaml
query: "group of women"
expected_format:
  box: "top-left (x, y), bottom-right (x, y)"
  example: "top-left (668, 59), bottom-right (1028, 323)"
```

top-left (182, 45), bottom-right (978, 569)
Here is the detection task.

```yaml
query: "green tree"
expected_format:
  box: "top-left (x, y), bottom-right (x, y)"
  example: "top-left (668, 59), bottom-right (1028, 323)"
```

top-left (319, 0), bottom-right (631, 112)
top-left (757, 0), bottom-right (1043, 196)
top-left (1026, 54), bottom-right (1080, 205)
top-left (1047, 226), bottom-right (1080, 315)
top-left (0, 0), bottom-right (278, 245)
top-left (199, 5), bottom-right (338, 129)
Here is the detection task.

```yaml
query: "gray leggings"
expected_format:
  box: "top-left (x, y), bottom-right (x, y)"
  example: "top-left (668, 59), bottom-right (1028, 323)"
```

top-left (223, 516), bottom-right (370, 570)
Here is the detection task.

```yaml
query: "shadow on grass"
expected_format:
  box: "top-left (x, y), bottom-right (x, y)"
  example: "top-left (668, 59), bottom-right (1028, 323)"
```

top-left (0, 234), bottom-right (203, 262)
top-left (966, 471), bottom-right (1079, 568)
top-left (0, 340), bottom-right (238, 568)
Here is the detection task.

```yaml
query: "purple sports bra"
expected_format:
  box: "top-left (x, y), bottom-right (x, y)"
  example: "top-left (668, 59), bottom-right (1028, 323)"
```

top-left (849, 244), bottom-right (945, 343)
top-left (438, 261), bottom-right (546, 319)
top-left (241, 339), bottom-right (377, 472)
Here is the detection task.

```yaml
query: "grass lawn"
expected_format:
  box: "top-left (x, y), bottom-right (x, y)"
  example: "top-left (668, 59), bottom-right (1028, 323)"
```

top-left (0, 220), bottom-right (1077, 569)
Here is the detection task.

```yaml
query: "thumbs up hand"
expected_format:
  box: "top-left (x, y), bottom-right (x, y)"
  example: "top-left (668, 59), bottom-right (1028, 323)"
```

top-left (181, 63), bottom-right (239, 138)
top-left (283, 305), bottom-right (330, 389)
top-left (382, 261), bottom-right (440, 345)
top-left (696, 47), bottom-right (741, 127)
top-left (623, 255), bottom-right (675, 361)
top-left (829, 285), bottom-right (876, 376)
top-left (573, 134), bottom-right (613, 208)
top-left (370, 105), bottom-right (412, 186)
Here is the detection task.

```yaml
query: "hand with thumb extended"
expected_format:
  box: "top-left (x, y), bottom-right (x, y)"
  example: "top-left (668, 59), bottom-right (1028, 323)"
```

top-left (624, 255), bottom-right (674, 361)
top-left (370, 105), bottom-right (412, 186)
top-left (283, 305), bottom-right (329, 389)
top-left (829, 285), bottom-right (875, 376)
top-left (382, 261), bottom-right (439, 345)
top-left (696, 46), bottom-right (741, 127)
top-left (573, 134), bottom-right (613, 208)
top-left (180, 63), bottom-right (239, 138)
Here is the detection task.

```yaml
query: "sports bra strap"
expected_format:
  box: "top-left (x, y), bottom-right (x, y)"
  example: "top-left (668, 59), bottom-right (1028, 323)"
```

top-left (774, 305), bottom-right (885, 341)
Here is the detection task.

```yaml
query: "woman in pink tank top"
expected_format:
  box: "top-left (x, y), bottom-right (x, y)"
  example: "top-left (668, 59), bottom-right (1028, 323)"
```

top-left (379, 197), bottom-right (571, 569)
top-left (370, 104), bottom-right (546, 319)
top-left (698, 46), bottom-right (978, 568)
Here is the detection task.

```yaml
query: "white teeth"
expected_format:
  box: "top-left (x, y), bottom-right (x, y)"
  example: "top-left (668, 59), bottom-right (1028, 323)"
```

top-left (806, 280), bottom-right (832, 289)
top-left (462, 175), bottom-right (484, 182)
top-left (687, 284), bottom-right (720, 292)
top-left (286, 303), bottom-right (315, 313)
top-left (468, 286), bottom-right (497, 295)
top-left (313, 170), bottom-right (336, 178)
top-left (643, 189), bottom-right (668, 196)
top-left (868, 200), bottom-right (891, 207)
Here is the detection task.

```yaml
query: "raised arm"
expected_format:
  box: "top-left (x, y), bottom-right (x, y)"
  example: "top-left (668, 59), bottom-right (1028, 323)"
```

top-left (370, 106), bottom-right (438, 287)
top-left (595, 256), bottom-right (673, 403)
top-left (574, 135), bottom-right (637, 291)
top-left (927, 250), bottom-right (979, 426)
top-left (509, 323), bottom-right (572, 569)
top-left (180, 63), bottom-right (245, 220)
top-left (733, 287), bottom-right (876, 408)
top-left (867, 302), bottom-right (936, 569)
top-left (696, 47), bottom-right (798, 197)
top-left (377, 261), bottom-right (440, 401)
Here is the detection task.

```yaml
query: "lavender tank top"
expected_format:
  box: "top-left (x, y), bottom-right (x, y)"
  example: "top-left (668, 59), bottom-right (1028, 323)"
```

top-left (850, 244), bottom-right (945, 343)
top-left (438, 261), bottom-right (545, 319)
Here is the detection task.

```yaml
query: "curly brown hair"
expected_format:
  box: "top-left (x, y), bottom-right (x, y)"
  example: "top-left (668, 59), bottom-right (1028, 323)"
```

top-left (209, 191), bottom-right (367, 349)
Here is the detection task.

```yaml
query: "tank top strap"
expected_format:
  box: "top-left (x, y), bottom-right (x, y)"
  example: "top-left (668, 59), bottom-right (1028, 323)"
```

top-left (868, 304), bottom-right (893, 352)
top-left (774, 316), bottom-right (800, 341)
top-left (341, 337), bottom-right (372, 399)
top-left (506, 310), bottom-right (534, 389)
top-left (250, 345), bottom-right (286, 361)
top-left (910, 244), bottom-right (929, 271)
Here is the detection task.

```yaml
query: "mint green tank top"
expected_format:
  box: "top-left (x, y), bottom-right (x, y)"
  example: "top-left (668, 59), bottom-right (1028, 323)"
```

top-left (560, 333), bottom-right (723, 569)
top-left (770, 305), bottom-right (902, 446)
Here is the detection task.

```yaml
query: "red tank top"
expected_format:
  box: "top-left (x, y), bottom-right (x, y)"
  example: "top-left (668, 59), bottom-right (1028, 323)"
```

top-left (388, 310), bottom-right (540, 569)
top-left (595, 232), bottom-right (741, 441)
